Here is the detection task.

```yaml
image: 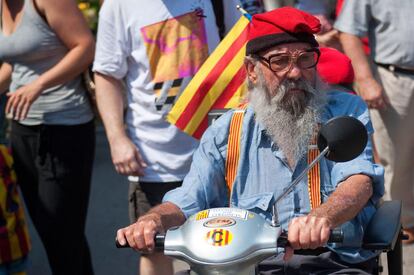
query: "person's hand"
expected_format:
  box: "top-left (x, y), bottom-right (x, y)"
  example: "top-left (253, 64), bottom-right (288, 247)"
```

top-left (314, 14), bottom-right (333, 34)
top-left (315, 29), bottom-right (342, 51)
top-left (356, 77), bottom-right (388, 109)
top-left (284, 215), bottom-right (333, 261)
top-left (109, 136), bottom-right (147, 176)
top-left (6, 82), bottom-right (43, 120)
top-left (116, 212), bottom-right (163, 252)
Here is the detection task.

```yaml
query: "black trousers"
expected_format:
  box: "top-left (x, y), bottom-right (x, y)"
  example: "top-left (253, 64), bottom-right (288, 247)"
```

top-left (11, 120), bottom-right (95, 275)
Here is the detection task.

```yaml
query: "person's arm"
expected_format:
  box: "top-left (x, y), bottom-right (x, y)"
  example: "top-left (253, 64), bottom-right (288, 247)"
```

top-left (94, 73), bottom-right (146, 176)
top-left (6, 0), bottom-right (95, 120)
top-left (285, 174), bottom-right (373, 260)
top-left (0, 63), bottom-right (12, 94)
top-left (310, 174), bottom-right (373, 226)
top-left (338, 32), bottom-right (387, 109)
top-left (284, 94), bottom-right (382, 260)
top-left (116, 202), bottom-right (186, 252)
top-left (115, 111), bottom-right (234, 252)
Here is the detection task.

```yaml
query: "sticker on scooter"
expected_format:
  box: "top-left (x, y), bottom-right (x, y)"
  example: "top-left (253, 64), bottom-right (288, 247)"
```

top-left (195, 210), bottom-right (210, 220)
top-left (205, 229), bottom-right (233, 246)
top-left (195, 208), bottom-right (249, 221)
top-left (203, 217), bottom-right (236, 228)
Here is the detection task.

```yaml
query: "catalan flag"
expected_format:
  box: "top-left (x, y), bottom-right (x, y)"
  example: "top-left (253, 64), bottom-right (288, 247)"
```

top-left (0, 145), bottom-right (31, 264)
top-left (167, 15), bottom-right (250, 139)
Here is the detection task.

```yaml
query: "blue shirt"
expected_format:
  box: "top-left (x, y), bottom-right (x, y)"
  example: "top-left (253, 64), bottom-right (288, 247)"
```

top-left (164, 90), bottom-right (384, 263)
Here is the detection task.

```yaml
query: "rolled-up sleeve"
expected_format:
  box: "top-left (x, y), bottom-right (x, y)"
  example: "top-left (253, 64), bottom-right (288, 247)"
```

top-left (163, 114), bottom-right (232, 218)
top-left (92, 0), bottom-right (129, 79)
top-left (329, 94), bottom-right (385, 204)
top-left (334, 0), bottom-right (371, 37)
top-left (331, 140), bottom-right (384, 204)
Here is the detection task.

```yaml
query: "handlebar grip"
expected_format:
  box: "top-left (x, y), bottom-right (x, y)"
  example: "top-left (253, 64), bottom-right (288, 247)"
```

top-left (328, 228), bottom-right (343, 243)
top-left (154, 234), bottom-right (165, 249)
top-left (115, 238), bottom-right (130, 248)
top-left (115, 234), bottom-right (165, 249)
top-left (277, 228), bottom-right (344, 247)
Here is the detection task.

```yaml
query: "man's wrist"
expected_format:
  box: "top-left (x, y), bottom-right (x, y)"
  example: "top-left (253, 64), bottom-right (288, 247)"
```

top-left (143, 212), bottom-right (165, 232)
top-left (107, 130), bottom-right (129, 145)
top-left (309, 208), bottom-right (336, 228)
top-left (355, 73), bottom-right (376, 83)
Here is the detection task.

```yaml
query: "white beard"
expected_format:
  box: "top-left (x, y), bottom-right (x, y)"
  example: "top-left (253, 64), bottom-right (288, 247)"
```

top-left (248, 73), bottom-right (326, 167)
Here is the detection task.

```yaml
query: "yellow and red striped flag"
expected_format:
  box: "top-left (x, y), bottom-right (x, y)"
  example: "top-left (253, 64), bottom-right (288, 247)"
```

top-left (167, 15), bottom-right (250, 139)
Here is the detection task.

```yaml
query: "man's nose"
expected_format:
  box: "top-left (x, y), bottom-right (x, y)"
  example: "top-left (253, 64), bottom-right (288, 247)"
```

top-left (286, 63), bottom-right (303, 81)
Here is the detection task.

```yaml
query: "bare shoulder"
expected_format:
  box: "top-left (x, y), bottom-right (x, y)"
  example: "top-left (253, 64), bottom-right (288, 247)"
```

top-left (33, 0), bottom-right (93, 49)
top-left (34, 0), bottom-right (80, 15)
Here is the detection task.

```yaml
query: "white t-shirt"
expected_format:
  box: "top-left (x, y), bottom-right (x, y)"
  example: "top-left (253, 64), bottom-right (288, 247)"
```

top-left (93, 0), bottom-right (220, 182)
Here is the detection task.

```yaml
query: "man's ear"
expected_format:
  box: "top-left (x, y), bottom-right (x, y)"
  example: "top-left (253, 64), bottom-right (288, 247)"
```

top-left (245, 59), bottom-right (258, 84)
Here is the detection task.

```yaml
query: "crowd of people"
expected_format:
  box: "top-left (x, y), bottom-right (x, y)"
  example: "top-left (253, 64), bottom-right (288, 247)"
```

top-left (0, 0), bottom-right (413, 275)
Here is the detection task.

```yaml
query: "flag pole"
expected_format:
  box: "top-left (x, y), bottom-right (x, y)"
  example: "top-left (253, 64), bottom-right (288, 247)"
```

top-left (236, 5), bottom-right (252, 21)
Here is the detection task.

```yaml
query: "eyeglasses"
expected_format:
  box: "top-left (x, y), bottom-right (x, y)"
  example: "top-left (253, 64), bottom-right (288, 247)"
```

top-left (254, 48), bottom-right (320, 73)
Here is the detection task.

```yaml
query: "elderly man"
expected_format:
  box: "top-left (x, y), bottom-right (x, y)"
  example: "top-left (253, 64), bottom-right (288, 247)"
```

top-left (117, 7), bottom-right (384, 274)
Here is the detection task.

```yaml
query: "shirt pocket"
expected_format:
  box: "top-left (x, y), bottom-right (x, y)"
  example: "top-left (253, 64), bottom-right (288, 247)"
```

top-left (235, 193), bottom-right (274, 215)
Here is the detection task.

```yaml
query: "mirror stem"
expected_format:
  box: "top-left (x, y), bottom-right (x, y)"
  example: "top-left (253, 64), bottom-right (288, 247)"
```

top-left (271, 146), bottom-right (330, 227)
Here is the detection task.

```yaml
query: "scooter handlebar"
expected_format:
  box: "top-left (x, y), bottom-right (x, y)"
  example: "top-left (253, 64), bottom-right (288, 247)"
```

top-left (116, 228), bottom-right (343, 249)
top-left (329, 228), bottom-right (344, 243)
top-left (115, 234), bottom-right (165, 249)
top-left (277, 228), bottom-right (344, 247)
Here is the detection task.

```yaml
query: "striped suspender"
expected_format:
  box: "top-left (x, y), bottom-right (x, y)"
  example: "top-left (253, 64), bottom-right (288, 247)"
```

top-left (225, 109), bottom-right (322, 209)
top-left (225, 105), bottom-right (247, 201)
top-left (307, 138), bottom-right (322, 209)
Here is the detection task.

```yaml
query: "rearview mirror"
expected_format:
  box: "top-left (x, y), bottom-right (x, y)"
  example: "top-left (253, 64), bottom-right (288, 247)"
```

top-left (317, 116), bottom-right (368, 162)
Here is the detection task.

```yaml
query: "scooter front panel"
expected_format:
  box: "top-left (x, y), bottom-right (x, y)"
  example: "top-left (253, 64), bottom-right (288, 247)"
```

top-left (164, 208), bottom-right (281, 267)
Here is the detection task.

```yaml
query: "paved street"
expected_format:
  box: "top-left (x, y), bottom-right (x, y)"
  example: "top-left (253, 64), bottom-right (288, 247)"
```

top-left (25, 126), bottom-right (413, 274)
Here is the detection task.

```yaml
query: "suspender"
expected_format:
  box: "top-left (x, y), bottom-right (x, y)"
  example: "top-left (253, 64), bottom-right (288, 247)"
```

top-left (225, 105), bottom-right (247, 202)
top-left (225, 108), bottom-right (322, 209)
top-left (307, 141), bottom-right (322, 209)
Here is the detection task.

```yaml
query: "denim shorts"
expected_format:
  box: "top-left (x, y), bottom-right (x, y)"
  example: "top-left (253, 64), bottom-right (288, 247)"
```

top-left (128, 181), bottom-right (182, 223)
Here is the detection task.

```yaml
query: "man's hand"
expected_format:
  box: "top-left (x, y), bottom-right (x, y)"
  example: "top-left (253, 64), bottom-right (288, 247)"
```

top-left (284, 215), bottom-right (333, 261)
top-left (339, 32), bottom-right (389, 110)
top-left (283, 175), bottom-right (373, 261)
top-left (315, 29), bottom-right (342, 50)
top-left (116, 213), bottom-right (163, 253)
top-left (116, 202), bottom-right (186, 252)
top-left (109, 135), bottom-right (147, 176)
top-left (356, 77), bottom-right (388, 109)
top-left (314, 14), bottom-right (333, 34)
